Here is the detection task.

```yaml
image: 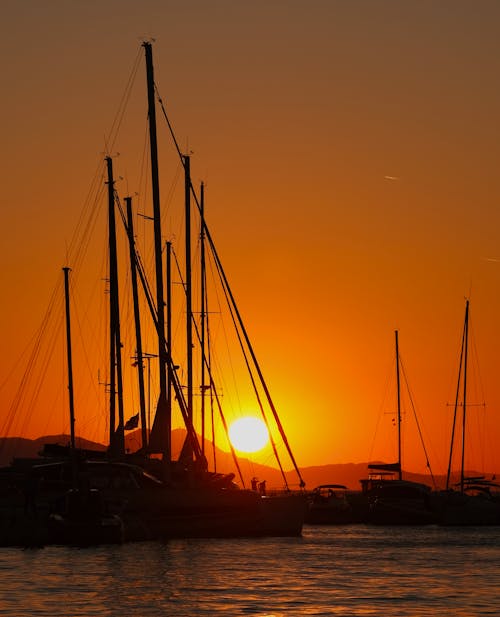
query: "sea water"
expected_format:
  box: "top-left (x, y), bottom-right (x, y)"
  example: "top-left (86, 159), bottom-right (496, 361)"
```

top-left (0, 525), bottom-right (499, 616)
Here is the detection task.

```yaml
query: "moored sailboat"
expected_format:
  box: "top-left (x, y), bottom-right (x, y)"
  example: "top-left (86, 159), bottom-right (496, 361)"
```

top-left (434, 300), bottom-right (500, 526)
top-left (360, 330), bottom-right (436, 525)
top-left (0, 42), bottom-right (306, 544)
top-left (114, 42), bottom-right (306, 537)
top-left (46, 268), bottom-right (123, 546)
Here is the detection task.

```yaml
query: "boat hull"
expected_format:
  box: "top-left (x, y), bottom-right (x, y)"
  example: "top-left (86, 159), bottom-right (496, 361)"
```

top-left (432, 490), bottom-right (500, 526)
top-left (110, 488), bottom-right (306, 540)
top-left (0, 460), bottom-right (307, 544)
top-left (48, 513), bottom-right (123, 546)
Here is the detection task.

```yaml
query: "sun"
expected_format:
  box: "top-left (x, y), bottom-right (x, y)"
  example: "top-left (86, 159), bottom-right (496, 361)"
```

top-left (228, 416), bottom-right (270, 453)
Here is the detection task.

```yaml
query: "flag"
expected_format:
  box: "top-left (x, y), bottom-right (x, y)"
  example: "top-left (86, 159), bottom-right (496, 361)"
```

top-left (124, 413), bottom-right (139, 430)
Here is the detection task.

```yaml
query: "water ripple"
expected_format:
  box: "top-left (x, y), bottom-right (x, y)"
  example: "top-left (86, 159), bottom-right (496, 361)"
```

top-left (0, 526), bottom-right (499, 615)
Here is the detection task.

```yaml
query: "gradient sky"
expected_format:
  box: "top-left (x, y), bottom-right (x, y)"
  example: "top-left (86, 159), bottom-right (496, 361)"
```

top-left (2, 1), bottom-right (500, 481)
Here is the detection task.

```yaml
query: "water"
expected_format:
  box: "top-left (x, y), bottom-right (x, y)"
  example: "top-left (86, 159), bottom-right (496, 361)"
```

top-left (1, 525), bottom-right (499, 616)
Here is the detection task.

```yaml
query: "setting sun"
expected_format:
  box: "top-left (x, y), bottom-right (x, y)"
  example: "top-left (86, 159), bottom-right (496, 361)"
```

top-left (228, 416), bottom-right (270, 453)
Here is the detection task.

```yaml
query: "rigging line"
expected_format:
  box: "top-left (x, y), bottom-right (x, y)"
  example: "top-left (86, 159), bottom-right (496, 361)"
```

top-left (70, 280), bottom-right (106, 435)
top-left (199, 355), bottom-right (248, 484)
top-left (205, 279), bottom-right (217, 472)
top-left (135, 122), bottom-right (153, 272)
top-left (18, 313), bottom-right (62, 440)
top-left (137, 121), bottom-right (150, 216)
top-left (218, 273), bottom-right (290, 489)
top-left (0, 329), bottom-right (44, 394)
top-left (189, 188), bottom-right (305, 482)
top-left (197, 345), bottom-right (247, 487)
top-left (208, 381), bottom-right (246, 487)
top-left (204, 240), bottom-right (289, 486)
top-left (398, 357), bottom-right (437, 489)
top-left (62, 52), bottom-right (141, 300)
top-left (2, 278), bottom-right (61, 435)
top-left (210, 210), bottom-right (305, 486)
top-left (155, 83), bottom-right (184, 161)
top-left (446, 314), bottom-right (466, 490)
top-left (170, 245), bottom-right (246, 485)
top-left (200, 229), bottom-right (230, 474)
top-left (173, 245), bottom-right (249, 485)
top-left (106, 47), bottom-right (142, 155)
top-left (114, 189), bottom-right (205, 463)
top-left (201, 360), bottom-right (247, 486)
top-left (468, 318), bottom-right (486, 406)
top-left (173, 241), bottom-right (233, 407)
top-left (162, 160), bottom-right (182, 220)
top-left (66, 166), bottom-right (101, 258)
top-left (114, 189), bottom-right (158, 323)
top-left (0, 275), bottom-right (62, 442)
top-left (210, 392), bottom-right (216, 471)
top-left (465, 317), bottom-right (488, 475)
top-left (197, 239), bottom-right (218, 471)
top-left (203, 253), bottom-right (244, 414)
top-left (156, 81), bottom-right (304, 486)
top-left (155, 88), bottom-right (245, 400)
top-left (67, 169), bottom-right (107, 289)
top-left (211, 245), bottom-right (304, 488)
top-left (64, 165), bottom-right (104, 272)
top-left (367, 355), bottom-right (394, 464)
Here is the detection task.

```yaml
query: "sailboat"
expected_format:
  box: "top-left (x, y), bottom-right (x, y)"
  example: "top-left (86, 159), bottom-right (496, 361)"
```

top-left (119, 43), bottom-right (305, 537)
top-left (360, 330), bottom-right (436, 525)
top-left (88, 43), bottom-right (306, 538)
top-left (436, 300), bottom-right (500, 526)
top-left (46, 268), bottom-right (124, 546)
top-left (0, 42), bottom-right (307, 544)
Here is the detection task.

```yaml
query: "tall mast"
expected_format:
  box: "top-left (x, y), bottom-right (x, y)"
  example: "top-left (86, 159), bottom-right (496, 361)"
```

top-left (199, 212), bottom-right (305, 487)
top-left (63, 267), bottom-right (76, 451)
top-left (184, 155), bottom-right (193, 429)
top-left (177, 155), bottom-right (195, 465)
top-left (126, 196), bottom-right (147, 450)
top-left (200, 182), bottom-right (206, 454)
top-left (165, 241), bottom-right (172, 463)
top-left (446, 305), bottom-right (467, 490)
top-left (154, 77), bottom-right (304, 486)
top-left (460, 300), bottom-right (470, 494)
top-left (395, 330), bottom-right (402, 481)
top-left (106, 156), bottom-right (125, 456)
top-left (143, 41), bottom-right (169, 461)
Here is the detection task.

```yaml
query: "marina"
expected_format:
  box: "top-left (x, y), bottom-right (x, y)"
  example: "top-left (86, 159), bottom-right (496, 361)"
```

top-left (1, 12), bottom-right (500, 617)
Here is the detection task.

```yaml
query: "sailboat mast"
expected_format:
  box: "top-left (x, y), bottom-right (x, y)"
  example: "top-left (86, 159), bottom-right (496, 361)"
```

top-left (63, 267), bottom-right (76, 451)
top-left (126, 196), bottom-right (147, 449)
top-left (143, 42), bottom-right (168, 450)
top-left (395, 330), bottom-right (402, 481)
top-left (200, 214), bottom-right (305, 487)
top-left (460, 299), bottom-right (470, 493)
top-left (446, 306), bottom-right (466, 490)
top-left (153, 83), bottom-right (304, 486)
top-left (184, 155), bottom-right (193, 427)
top-left (106, 156), bottom-right (125, 456)
top-left (165, 240), bottom-right (173, 463)
top-left (200, 182), bottom-right (206, 454)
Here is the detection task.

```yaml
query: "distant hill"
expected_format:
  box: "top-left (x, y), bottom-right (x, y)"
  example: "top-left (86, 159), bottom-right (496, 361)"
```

top-left (294, 462), bottom-right (470, 491)
top-left (0, 431), bottom-right (495, 491)
top-left (0, 434), bottom-right (106, 467)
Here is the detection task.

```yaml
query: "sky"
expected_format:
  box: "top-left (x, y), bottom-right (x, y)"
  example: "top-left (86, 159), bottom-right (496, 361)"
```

top-left (2, 1), bottom-right (500, 483)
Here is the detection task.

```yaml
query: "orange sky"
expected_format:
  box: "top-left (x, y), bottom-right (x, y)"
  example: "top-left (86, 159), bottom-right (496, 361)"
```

top-left (2, 2), bottom-right (500, 481)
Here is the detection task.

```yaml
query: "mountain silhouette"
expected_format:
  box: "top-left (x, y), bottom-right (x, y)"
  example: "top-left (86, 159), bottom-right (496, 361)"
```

top-left (0, 430), bottom-right (493, 491)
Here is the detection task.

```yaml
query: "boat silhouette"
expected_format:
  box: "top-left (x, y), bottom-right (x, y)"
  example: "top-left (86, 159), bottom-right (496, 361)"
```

top-left (0, 42), bottom-right (307, 545)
